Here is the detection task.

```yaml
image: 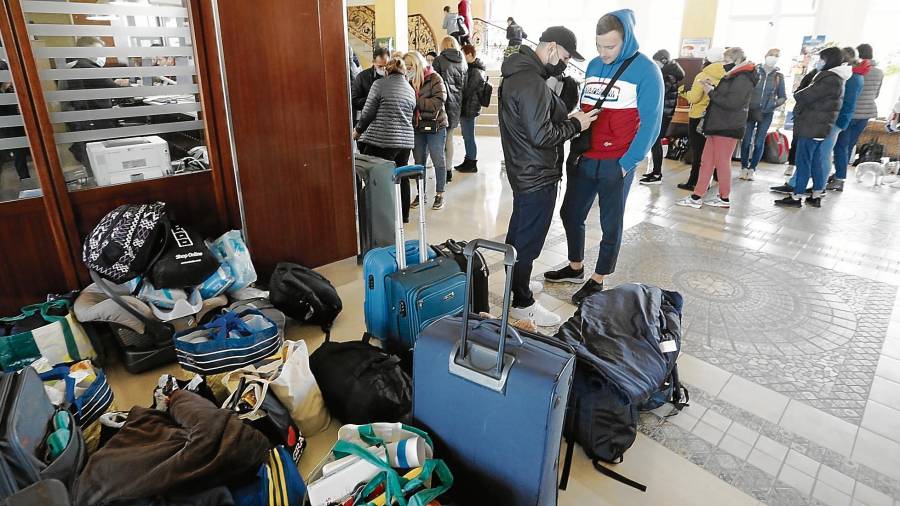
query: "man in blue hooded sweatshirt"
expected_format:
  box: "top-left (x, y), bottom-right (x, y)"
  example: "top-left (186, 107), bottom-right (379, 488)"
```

top-left (544, 10), bottom-right (663, 305)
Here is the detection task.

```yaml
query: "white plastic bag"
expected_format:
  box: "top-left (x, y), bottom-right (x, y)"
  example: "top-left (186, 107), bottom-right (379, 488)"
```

top-left (208, 230), bottom-right (257, 294)
top-left (221, 340), bottom-right (330, 435)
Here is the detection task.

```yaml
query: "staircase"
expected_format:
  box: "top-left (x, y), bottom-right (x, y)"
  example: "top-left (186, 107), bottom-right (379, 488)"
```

top-left (476, 69), bottom-right (501, 137)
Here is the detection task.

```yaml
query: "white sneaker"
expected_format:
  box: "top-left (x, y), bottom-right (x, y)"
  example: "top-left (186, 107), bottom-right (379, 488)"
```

top-left (529, 281), bottom-right (543, 294)
top-left (739, 168), bottom-right (749, 180)
top-left (747, 169), bottom-right (755, 181)
top-left (676, 196), bottom-right (702, 209)
top-left (705, 196), bottom-right (731, 208)
top-left (784, 165), bottom-right (794, 177)
top-left (510, 302), bottom-right (561, 327)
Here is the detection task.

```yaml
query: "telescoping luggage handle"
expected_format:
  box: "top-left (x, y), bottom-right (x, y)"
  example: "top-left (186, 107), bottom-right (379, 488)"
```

top-left (449, 239), bottom-right (520, 393)
top-left (392, 165), bottom-right (428, 271)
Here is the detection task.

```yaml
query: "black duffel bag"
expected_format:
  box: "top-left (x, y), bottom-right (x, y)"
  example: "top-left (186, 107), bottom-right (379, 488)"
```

top-left (270, 263), bottom-right (342, 335)
top-left (309, 334), bottom-right (411, 425)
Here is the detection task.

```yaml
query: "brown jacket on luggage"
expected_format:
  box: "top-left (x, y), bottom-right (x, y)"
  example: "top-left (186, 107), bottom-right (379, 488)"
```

top-left (72, 390), bottom-right (269, 506)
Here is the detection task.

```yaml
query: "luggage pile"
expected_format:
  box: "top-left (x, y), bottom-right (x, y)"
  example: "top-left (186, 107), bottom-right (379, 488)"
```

top-left (0, 171), bottom-right (694, 504)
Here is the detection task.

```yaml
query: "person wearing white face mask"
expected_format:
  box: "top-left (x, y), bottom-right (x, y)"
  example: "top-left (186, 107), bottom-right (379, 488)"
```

top-left (351, 47), bottom-right (390, 125)
top-left (64, 37), bottom-right (131, 170)
top-left (739, 48), bottom-right (786, 180)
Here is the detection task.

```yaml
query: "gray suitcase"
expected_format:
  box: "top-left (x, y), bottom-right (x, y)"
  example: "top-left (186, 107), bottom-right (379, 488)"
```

top-left (354, 153), bottom-right (397, 257)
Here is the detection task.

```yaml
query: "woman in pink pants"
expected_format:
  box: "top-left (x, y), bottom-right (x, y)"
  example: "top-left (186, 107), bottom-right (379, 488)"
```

top-left (678, 47), bottom-right (759, 210)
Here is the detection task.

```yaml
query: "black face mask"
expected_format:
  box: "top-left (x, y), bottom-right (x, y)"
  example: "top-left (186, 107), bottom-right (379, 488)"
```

top-left (723, 62), bottom-right (736, 71)
top-left (545, 59), bottom-right (568, 77)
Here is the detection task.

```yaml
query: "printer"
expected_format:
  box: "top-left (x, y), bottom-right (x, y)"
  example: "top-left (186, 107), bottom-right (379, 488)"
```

top-left (86, 136), bottom-right (171, 187)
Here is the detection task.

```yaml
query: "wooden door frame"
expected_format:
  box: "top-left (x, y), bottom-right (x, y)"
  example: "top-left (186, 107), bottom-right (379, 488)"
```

top-left (0, 0), bottom-right (78, 289)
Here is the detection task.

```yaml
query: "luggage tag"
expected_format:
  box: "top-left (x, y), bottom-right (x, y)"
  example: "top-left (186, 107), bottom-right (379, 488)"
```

top-left (659, 339), bottom-right (678, 354)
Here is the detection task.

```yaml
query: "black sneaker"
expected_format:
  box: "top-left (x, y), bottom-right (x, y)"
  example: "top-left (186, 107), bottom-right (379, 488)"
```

top-left (410, 195), bottom-right (420, 208)
top-left (640, 173), bottom-right (662, 185)
top-left (543, 265), bottom-right (585, 284)
top-left (807, 196), bottom-right (822, 208)
top-left (432, 194), bottom-right (444, 210)
top-left (826, 179), bottom-right (844, 191)
top-left (774, 195), bottom-right (802, 208)
top-left (677, 183), bottom-right (695, 191)
top-left (770, 184), bottom-right (794, 195)
top-left (446, 172), bottom-right (453, 183)
top-left (572, 279), bottom-right (604, 306)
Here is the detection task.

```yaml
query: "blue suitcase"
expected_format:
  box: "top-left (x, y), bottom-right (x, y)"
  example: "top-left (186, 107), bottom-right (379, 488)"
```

top-left (363, 165), bottom-right (436, 341)
top-left (413, 240), bottom-right (575, 506)
top-left (381, 166), bottom-right (466, 351)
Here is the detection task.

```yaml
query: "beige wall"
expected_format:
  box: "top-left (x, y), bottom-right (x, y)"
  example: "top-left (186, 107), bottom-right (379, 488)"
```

top-left (680, 0), bottom-right (718, 40)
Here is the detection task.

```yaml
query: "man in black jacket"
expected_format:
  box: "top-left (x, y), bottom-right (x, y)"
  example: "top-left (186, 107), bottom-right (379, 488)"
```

top-left (351, 47), bottom-right (389, 123)
top-left (499, 26), bottom-right (597, 327)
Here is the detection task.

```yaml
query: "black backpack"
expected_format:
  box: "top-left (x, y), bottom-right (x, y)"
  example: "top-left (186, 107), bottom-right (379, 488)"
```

top-left (309, 334), bottom-right (411, 425)
top-left (147, 223), bottom-right (219, 289)
top-left (854, 139), bottom-right (884, 166)
top-left (269, 263), bottom-right (342, 335)
top-left (479, 78), bottom-right (493, 108)
top-left (83, 202), bottom-right (169, 283)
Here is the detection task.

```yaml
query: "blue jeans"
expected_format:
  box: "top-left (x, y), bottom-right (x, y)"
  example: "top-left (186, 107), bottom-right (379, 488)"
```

top-left (459, 116), bottom-right (477, 160)
top-left (740, 111), bottom-right (774, 169)
top-left (413, 128), bottom-right (448, 193)
top-left (506, 185), bottom-right (557, 308)
top-left (833, 118), bottom-right (869, 179)
top-left (788, 125), bottom-right (840, 190)
top-left (560, 158), bottom-right (635, 276)
top-left (793, 136), bottom-right (828, 195)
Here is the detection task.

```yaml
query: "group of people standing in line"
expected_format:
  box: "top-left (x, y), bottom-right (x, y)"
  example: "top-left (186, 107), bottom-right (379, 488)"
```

top-left (351, 32), bottom-right (489, 215)
top-left (349, 7), bottom-right (894, 327)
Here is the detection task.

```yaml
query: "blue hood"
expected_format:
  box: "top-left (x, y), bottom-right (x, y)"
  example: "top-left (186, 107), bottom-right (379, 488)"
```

top-left (608, 9), bottom-right (639, 63)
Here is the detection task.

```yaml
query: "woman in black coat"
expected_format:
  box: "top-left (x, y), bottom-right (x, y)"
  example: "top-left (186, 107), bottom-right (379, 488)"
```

top-left (775, 47), bottom-right (845, 208)
top-left (432, 36), bottom-right (467, 183)
top-left (641, 50), bottom-right (684, 184)
top-left (455, 44), bottom-right (487, 173)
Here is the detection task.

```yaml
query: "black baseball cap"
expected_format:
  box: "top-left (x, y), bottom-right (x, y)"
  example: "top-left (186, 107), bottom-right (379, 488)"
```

top-left (539, 26), bottom-right (584, 62)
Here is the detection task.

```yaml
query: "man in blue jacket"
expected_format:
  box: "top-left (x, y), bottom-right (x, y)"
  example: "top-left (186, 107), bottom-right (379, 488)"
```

top-left (543, 10), bottom-right (663, 305)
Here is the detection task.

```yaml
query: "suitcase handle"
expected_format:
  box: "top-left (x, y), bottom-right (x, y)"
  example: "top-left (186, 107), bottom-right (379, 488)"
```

top-left (452, 239), bottom-right (517, 387)
top-left (393, 165), bottom-right (427, 270)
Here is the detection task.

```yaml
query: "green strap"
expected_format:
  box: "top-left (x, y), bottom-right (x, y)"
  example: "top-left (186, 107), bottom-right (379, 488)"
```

top-left (39, 301), bottom-right (81, 362)
top-left (332, 440), bottom-right (405, 506)
top-left (354, 424), bottom-right (434, 452)
top-left (402, 459), bottom-right (454, 506)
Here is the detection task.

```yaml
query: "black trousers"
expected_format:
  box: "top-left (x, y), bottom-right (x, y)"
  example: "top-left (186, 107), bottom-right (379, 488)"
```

top-left (505, 185), bottom-right (557, 308)
top-left (686, 117), bottom-right (706, 186)
top-left (650, 115), bottom-right (673, 175)
top-left (358, 142), bottom-right (412, 222)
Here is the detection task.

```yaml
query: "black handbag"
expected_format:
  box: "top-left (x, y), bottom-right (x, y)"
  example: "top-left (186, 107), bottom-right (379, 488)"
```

top-left (147, 223), bottom-right (219, 289)
top-left (309, 334), bottom-right (411, 425)
top-left (566, 53), bottom-right (639, 171)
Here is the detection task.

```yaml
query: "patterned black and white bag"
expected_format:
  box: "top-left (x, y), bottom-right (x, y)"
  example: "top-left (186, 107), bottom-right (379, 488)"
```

top-left (83, 202), bottom-right (170, 282)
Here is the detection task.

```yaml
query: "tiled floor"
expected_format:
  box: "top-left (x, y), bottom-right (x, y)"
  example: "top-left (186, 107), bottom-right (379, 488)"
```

top-left (105, 135), bottom-right (900, 505)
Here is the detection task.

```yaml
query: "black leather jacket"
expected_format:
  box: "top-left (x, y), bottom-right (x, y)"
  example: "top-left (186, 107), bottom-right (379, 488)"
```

top-left (499, 47), bottom-right (581, 194)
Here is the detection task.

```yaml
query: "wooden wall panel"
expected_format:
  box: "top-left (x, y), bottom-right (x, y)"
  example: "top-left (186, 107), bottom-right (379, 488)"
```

top-left (214, 0), bottom-right (356, 279)
top-left (0, 199), bottom-right (71, 313)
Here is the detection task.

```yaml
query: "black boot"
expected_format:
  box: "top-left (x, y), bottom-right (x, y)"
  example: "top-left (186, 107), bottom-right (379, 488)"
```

top-left (454, 158), bottom-right (470, 171)
top-left (457, 159), bottom-right (478, 173)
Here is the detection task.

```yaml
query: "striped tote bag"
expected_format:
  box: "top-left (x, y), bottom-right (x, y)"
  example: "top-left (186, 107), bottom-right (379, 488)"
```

top-left (174, 309), bottom-right (282, 375)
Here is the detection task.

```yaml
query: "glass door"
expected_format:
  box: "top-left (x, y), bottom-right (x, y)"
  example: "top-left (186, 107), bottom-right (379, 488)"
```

top-left (0, 43), bottom-right (40, 202)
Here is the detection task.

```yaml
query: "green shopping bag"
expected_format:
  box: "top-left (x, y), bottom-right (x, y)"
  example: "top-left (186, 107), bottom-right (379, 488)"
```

top-left (305, 423), bottom-right (453, 506)
top-left (0, 299), bottom-right (95, 371)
